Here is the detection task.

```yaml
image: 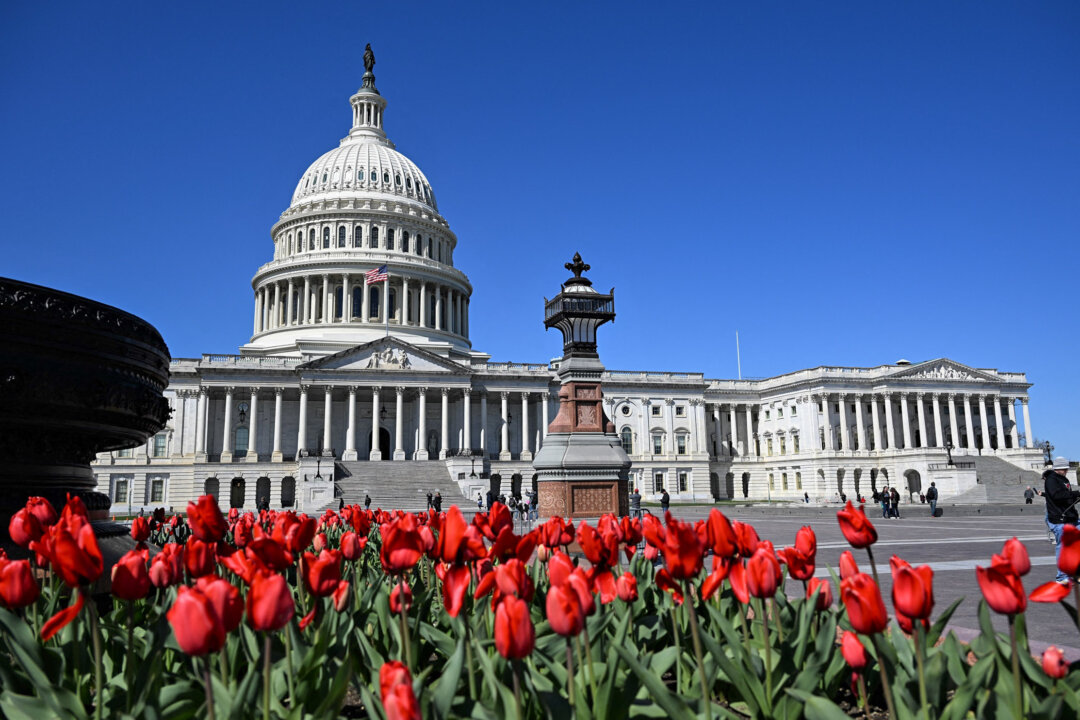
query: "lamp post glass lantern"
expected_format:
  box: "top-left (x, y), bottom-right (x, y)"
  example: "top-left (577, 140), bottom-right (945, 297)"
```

top-left (1043, 440), bottom-right (1054, 465)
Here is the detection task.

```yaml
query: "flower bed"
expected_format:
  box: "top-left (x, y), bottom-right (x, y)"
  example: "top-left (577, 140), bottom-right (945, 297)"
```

top-left (2, 496), bottom-right (1079, 718)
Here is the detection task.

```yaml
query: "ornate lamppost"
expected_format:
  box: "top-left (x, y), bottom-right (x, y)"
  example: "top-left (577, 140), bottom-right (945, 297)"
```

top-left (945, 440), bottom-right (954, 466)
top-left (1043, 440), bottom-right (1055, 465)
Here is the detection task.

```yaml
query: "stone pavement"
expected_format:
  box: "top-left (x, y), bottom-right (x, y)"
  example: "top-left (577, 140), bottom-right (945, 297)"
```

top-left (659, 505), bottom-right (1078, 659)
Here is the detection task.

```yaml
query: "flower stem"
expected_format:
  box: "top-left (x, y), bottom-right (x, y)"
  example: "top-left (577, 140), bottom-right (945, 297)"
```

top-left (865, 545), bottom-right (882, 589)
top-left (670, 606), bottom-right (682, 691)
top-left (914, 623), bottom-right (928, 715)
top-left (566, 639), bottom-right (575, 712)
top-left (204, 657), bottom-right (217, 720)
top-left (87, 590), bottom-right (103, 720)
top-left (758, 599), bottom-right (773, 714)
top-left (871, 633), bottom-right (897, 720)
top-left (511, 660), bottom-right (524, 720)
top-left (126, 602), bottom-right (135, 714)
top-left (263, 634), bottom-right (271, 720)
top-left (684, 581), bottom-right (712, 720)
top-left (771, 597), bottom-right (784, 645)
top-left (739, 603), bottom-right (751, 655)
top-left (1008, 615), bottom-right (1024, 720)
top-left (463, 615), bottom-right (477, 701)
top-left (284, 621), bottom-right (295, 707)
top-left (581, 623), bottom-right (599, 702)
top-left (398, 579), bottom-right (413, 670)
top-left (856, 674), bottom-right (868, 714)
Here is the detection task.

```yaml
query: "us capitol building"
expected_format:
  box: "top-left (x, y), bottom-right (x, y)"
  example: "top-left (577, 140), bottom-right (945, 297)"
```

top-left (92, 53), bottom-right (1045, 513)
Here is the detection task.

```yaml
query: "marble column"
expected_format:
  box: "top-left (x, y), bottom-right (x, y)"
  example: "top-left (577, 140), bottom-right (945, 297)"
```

top-left (322, 387), bottom-right (332, 452)
top-left (272, 388), bottom-right (283, 461)
top-left (947, 394), bottom-right (960, 447)
top-left (932, 393), bottom-right (944, 448)
top-left (977, 394), bottom-right (991, 451)
top-left (297, 386), bottom-right (309, 455)
top-left (854, 396), bottom-right (867, 451)
top-left (1022, 399), bottom-right (1033, 448)
top-left (369, 387), bottom-right (382, 461)
top-left (962, 395), bottom-right (975, 449)
top-left (253, 292), bottom-right (261, 334)
top-left (916, 393), bottom-right (928, 448)
top-left (993, 395), bottom-right (1006, 451)
top-left (272, 284), bottom-right (281, 330)
top-left (303, 276), bottom-right (311, 324)
top-left (246, 389), bottom-right (259, 462)
top-left (344, 386), bottom-right (358, 460)
top-left (541, 390), bottom-right (550, 440)
top-left (402, 278), bottom-right (410, 325)
top-left (435, 286), bottom-right (443, 330)
top-left (321, 274), bottom-right (330, 323)
top-left (394, 387), bottom-right (405, 460)
top-left (362, 276), bottom-right (370, 321)
top-left (1007, 399), bottom-right (1020, 448)
top-left (520, 392), bottom-right (532, 461)
top-left (419, 283), bottom-right (427, 327)
top-left (838, 395), bottom-right (850, 451)
top-left (440, 388), bottom-right (450, 459)
top-left (221, 387), bottom-right (235, 461)
top-left (499, 391), bottom-right (511, 460)
top-left (745, 405), bottom-right (755, 456)
top-left (821, 396), bottom-right (833, 451)
top-left (900, 393), bottom-right (912, 449)
top-left (286, 280), bottom-right (295, 325)
top-left (172, 392), bottom-right (187, 458)
top-left (729, 404), bottom-right (738, 456)
top-left (463, 388), bottom-right (472, 452)
top-left (342, 273), bottom-right (350, 322)
top-left (415, 388), bottom-right (428, 460)
top-left (713, 406), bottom-right (723, 456)
top-left (480, 392), bottom-right (488, 457)
top-left (884, 393), bottom-right (896, 450)
top-left (870, 395), bottom-right (882, 451)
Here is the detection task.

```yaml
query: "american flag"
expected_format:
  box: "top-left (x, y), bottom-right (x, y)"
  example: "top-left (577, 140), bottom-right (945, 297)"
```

top-left (365, 265), bottom-right (388, 284)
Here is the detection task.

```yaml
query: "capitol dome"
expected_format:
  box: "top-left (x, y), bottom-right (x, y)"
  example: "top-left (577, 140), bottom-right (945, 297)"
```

top-left (242, 52), bottom-right (474, 359)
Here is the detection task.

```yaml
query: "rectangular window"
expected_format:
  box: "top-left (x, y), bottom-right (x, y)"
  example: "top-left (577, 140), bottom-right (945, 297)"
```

top-left (767, 438), bottom-right (773, 456)
top-left (153, 433), bottom-right (167, 458)
top-left (117, 448), bottom-right (133, 458)
top-left (675, 406), bottom-right (685, 417)
top-left (652, 434), bottom-right (663, 454)
top-left (777, 408), bottom-right (784, 418)
top-left (651, 405), bottom-right (661, 417)
top-left (793, 436), bottom-right (800, 453)
top-left (791, 405), bottom-right (797, 416)
top-left (765, 410), bottom-right (771, 420)
top-left (768, 473), bottom-right (775, 490)
top-left (113, 476), bottom-right (129, 503)
top-left (779, 437), bottom-right (786, 455)
top-left (782, 472), bottom-right (789, 490)
top-left (678, 471), bottom-right (688, 492)
top-left (676, 435), bottom-right (687, 455)
top-left (150, 476), bottom-right (165, 503)
top-left (653, 473), bottom-right (664, 493)
top-left (796, 472), bottom-right (803, 490)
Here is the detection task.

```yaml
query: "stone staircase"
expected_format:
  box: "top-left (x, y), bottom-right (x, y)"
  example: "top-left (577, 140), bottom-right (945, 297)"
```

top-left (333, 460), bottom-right (472, 513)
top-left (948, 455), bottom-right (1043, 504)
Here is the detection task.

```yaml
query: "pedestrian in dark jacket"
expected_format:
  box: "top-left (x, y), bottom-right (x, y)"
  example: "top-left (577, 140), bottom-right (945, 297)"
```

top-left (925, 482), bottom-right (938, 517)
top-left (889, 487), bottom-right (901, 519)
top-left (660, 489), bottom-right (670, 514)
top-left (364, 494), bottom-right (371, 509)
top-left (433, 491), bottom-right (442, 512)
top-left (1044, 457), bottom-right (1080, 585)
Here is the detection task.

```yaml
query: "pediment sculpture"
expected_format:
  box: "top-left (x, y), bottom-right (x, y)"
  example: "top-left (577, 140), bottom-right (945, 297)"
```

top-left (909, 364), bottom-right (976, 381)
top-left (365, 347), bottom-right (411, 370)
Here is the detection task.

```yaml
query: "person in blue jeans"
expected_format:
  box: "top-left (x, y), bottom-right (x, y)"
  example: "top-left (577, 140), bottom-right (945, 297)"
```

top-left (925, 482), bottom-right (938, 517)
top-left (1043, 456), bottom-right (1080, 586)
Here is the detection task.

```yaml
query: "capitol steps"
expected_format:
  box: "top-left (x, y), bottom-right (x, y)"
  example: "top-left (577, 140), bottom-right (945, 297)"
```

top-left (333, 460), bottom-right (471, 512)
top-left (947, 455), bottom-right (1043, 504)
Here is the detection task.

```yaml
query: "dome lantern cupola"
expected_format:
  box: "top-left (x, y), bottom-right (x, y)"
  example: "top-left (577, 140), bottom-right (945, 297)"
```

top-left (347, 44), bottom-right (390, 144)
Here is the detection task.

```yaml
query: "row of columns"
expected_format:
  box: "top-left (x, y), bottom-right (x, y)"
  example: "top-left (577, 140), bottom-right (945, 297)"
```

top-left (253, 274), bottom-right (469, 338)
top-left (178, 386), bottom-right (550, 462)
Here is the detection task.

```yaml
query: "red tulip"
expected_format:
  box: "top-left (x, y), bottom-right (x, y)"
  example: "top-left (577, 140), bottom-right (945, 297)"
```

top-left (616, 572), bottom-right (638, 603)
top-left (545, 581), bottom-right (585, 637)
top-left (30, 511), bottom-right (103, 587)
top-left (332, 580), bottom-right (350, 612)
top-left (436, 506), bottom-right (485, 564)
top-left (390, 581), bottom-right (413, 614)
top-left (701, 569), bottom-right (725, 601)
top-left (807, 577), bottom-right (833, 611)
top-left (130, 516), bottom-right (150, 544)
top-left (247, 572), bottom-right (294, 631)
top-left (272, 513), bottom-right (317, 554)
top-left (975, 556), bottom-right (1026, 615)
top-left (548, 550), bottom-right (574, 589)
top-left (184, 538), bottom-right (217, 578)
top-left (841, 630), bottom-right (869, 671)
top-left (795, 526), bottom-right (817, 559)
top-left (703, 509), bottom-right (737, 558)
top-left (40, 589), bottom-right (85, 641)
top-left (837, 501), bottom-right (877, 549)
top-left (442, 564), bottom-right (471, 617)
top-left (746, 546), bottom-right (781, 598)
top-left (195, 575), bottom-right (243, 633)
top-left (1059, 525), bottom-right (1080, 578)
top-left (540, 516), bottom-right (575, 548)
top-left (592, 569), bottom-right (617, 604)
top-left (895, 610), bottom-right (928, 635)
top-left (840, 573), bottom-right (888, 634)
top-left (340, 531), bottom-right (368, 561)
top-left (0, 558), bottom-right (40, 609)
top-left (839, 550), bottom-right (860, 580)
top-left (778, 546), bottom-right (815, 581)
top-left (187, 495), bottom-right (227, 543)
top-left (302, 549), bottom-right (342, 597)
top-left (380, 660), bottom-right (420, 720)
top-left (660, 517), bottom-right (704, 580)
top-left (494, 595), bottom-right (535, 659)
top-left (1030, 581), bottom-right (1071, 603)
top-left (8, 508), bottom-right (42, 548)
top-left (578, 523), bottom-right (619, 570)
top-left (892, 562), bottom-right (934, 620)
top-left (727, 560), bottom-right (749, 604)
top-left (1042, 646), bottom-right (1067, 679)
top-left (1001, 538), bottom-right (1030, 576)
top-left (654, 567), bottom-right (685, 605)
top-left (732, 521), bottom-right (760, 557)
top-left (567, 568), bottom-right (596, 617)
top-left (167, 586), bottom-right (226, 655)
top-left (495, 559), bottom-right (535, 604)
top-left (380, 514), bottom-right (425, 575)
top-left (25, 497), bottom-right (58, 528)
top-left (111, 549), bottom-right (150, 601)
top-left (149, 544), bottom-right (183, 587)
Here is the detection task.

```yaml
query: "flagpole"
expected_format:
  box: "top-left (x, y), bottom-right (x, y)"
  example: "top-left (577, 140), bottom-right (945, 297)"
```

top-left (736, 331), bottom-right (741, 380)
top-left (384, 270), bottom-right (389, 338)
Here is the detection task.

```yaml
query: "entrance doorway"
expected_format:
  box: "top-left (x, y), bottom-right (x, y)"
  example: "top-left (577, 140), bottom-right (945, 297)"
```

top-left (367, 428), bottom-right (391, 460)
top-left (230, 477), bottom-right (245, 509)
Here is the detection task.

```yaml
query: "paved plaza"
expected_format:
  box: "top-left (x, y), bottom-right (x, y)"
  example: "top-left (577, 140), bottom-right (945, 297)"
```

top-left (661, 506), bottom-right (1075, 655)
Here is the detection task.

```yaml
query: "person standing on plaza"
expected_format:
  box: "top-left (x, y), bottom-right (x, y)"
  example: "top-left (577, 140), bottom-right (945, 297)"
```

top-left (477, 493), bottom-right (483, 511)
top-left (629, 486), bottom-right (642, 518)
top-left (364, 493), bottom-right (371, 510)
top-left (529, 488), bottom-right (538, 521)
top-left (1044, 456), bottom-right (1080, 586)
top-left (879, 485), bottom-right (890, 519)
top-left (433, 491), bottom-right (442, 512)
top-left (889, 486), bottom-right (901, 519)
top-left (660, 487), bottom-right (670, 515)
top-left (426, 491), bottom-right (433, 510)
top-left (1024, 486), bottom-right (1035, 504)
top-left (925, 482), bottom-right (938, 517)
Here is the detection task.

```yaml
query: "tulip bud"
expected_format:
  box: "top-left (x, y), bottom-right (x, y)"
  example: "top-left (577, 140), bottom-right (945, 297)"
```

top-left (841, 631), bottom-right (869, 672)
top-left (1042, 646), bottom-right (1067, 680)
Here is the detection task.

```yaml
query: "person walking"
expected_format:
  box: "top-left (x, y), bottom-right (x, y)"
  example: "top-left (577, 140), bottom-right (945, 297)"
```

top-left (925, 482), bottom-right (938, 517)
top-left (880, 486), bottom-right (891, 519)
top-left (364, 493), bottom-right (371, 510)
top-left (477, 493), bottom-right (483, 511)
top-left (1044, 456), bottom-right (1080, 586)
top-left (528, 489), bottom-right (538, 521)
top-left (660, 487), bottom-right (670, 515)
top-left (1024, 487), bottom-right (1035, 505)
top-left (433, 491), bottom-right (442, 512)
top-left (889, 486), bottom-right (901, 519)
top-left (629, 486), bottom-right (642, 518)
top-left (426, 491), bottom-right (433, 510)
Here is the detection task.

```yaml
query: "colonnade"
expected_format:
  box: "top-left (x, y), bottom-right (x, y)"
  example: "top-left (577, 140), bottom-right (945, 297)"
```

top-left (178, 385), bottom-right (549, 462)
top-left (253, 274), bottom-right (469, 338)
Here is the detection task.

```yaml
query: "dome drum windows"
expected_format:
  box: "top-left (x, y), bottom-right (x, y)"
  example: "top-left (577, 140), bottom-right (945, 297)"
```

top-left (370, 226), bottom-right (379, 249)
top-left (401, 231), bottom-right (409, 253)
top-left (354, 224), bottom-right (363, 247)
top-left (387, 228), bottom-right (395, 250)
top-left (337, 226), bottom-right (346, 247)
top-left (308, 229), bottom-right (316, 251)
top-left (322, 227), bottom-right (330, 249)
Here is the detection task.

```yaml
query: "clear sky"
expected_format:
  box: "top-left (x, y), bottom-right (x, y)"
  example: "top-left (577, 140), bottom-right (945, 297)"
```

top-left (2, 2), bottom-right (1077, 456)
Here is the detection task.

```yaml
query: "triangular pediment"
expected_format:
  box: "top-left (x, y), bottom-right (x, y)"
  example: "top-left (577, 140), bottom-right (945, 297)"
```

top-left (297, 338), bottom-right (469, 374)
top-left (890, 359), bottom-right (1000, 383)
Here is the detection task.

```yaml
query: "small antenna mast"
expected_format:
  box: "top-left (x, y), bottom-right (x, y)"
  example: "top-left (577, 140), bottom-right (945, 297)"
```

top-left (736, 331), bottom-right (742, 380)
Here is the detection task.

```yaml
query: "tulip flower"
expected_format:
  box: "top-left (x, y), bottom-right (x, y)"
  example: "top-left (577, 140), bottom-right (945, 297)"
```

top-left (8, 508), bottom-right (42, 548)
top-left (195, 575), bottom-right (243, 633)
top-left (380, 661), bottom-right (421, 720)
top-left (796, 525), bottom-right (816, 559)
top-left (31, 510), bottom-right (103, 588)
top-left (704, 509), bottom-right (737, 558)
top-left (732, 521), bottom-right (760, 557)
top-left (0, 558), bottom-right (40, 609)
top-left (111, 549), bottom-right (150, 601)
top-left (746, 546), bottom-right (781, 598)
top-left (302, 549), bottom-right (343, 597)
top-left (149, 544), bottom-right (183, 588)
top-left (494, 595), bottom-right (535, 659)
top-left (892, 562), bottom-right (934, 620)
top-left (130, 516), bottom-right (150, 545)
top-left (616, 572), bottom-right (638, 603)
top-left (25, 496), bottom-right (58, 528)
top-left (546, 582), bottom-right (585, 637)
top-left (441, 564), bottom-right (471, 617)
top-left (1042, 646), bottom-right (1067, 680)
top-left (187, 495), bottom-right (227, 543)
top-left (660, 517), bottom-right (704, 580)
top-left (436, 506), bottom-right (485, 564)
top-left (654, 567), bottom-right (685, 605)
top-left (837, 501), bottom-right (878, 549)
top-left (548, 550), bottom-right (574, 589)
top-left (975, 556), bottom-right (1026, 615)
top-left (727, 560), bottom-right (750, 604)
top-left (390, 581), bottom-right (413, 614)
top-left (578, 523), bottom-right (619, 570)
top-left (1030, 580), bottom-right (1071, 603)
top-left (340, 531), bottom-right (368, 561)
top-left (184, 538), bottom-right (217, 579)
top-left (1001, 538), bottom-right (1030, 576)
top-left (247, 572), bottom-right (294, 632)
top-left (840, 573), bottom-right (888, 635)
top-left (807, 577), bottom-right (833, 611)
top-left (380, 514), bottom-right (425, 575)
top-left (168, 586), bottom-right (226, 655)
top-left (778, 545), bottom-right (814, 581)
top-left (1059, 525), bottom-right (1080, 578)
top-left (841, 630), bottom-right (869, 671)
top-left (332, 580), bottom-right (350, 612)
top-left (567, 568), bottom-right (596, 617)
top-left (839, 550), bottom-right (860, 580)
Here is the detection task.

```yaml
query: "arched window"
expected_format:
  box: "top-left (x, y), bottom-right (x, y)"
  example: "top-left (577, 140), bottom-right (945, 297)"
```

top-left (620, 427), bottom-right (633, 454)
top-left (402, 231), bottom-right (410, 253)
top-left (369, 287), bottom-right (380, 319)
top-left (426, 238), bottom-right (432, 258)
top-left (354, 225), bottom-right (362, 247)
top-left (280, 477), bottom-right (295, 508)
top-left (334, 287), bottom-right (343, 319)
top-left (437, 243), bottom-right (443, 263)
top-left (230, 477), bottom-right (245, 509)
top-left (383, 172), bottom-right (390, 184)
top-left (370, 170), bottom-right (377, 182)
top-left (370, 226), bottom-right (379, 248)
top-left (337, 226), bottom-right (346, 247)
top-left (415, 235), bottom-right (423, 255)
top-left (357, 168), bottom-right (364, 182)
top-left (387, 228), bottom-right (395, 250)
top-left (204, 477), bottom-right (219, 499)
top-left (308, 229), bottom-right (315, 250)
top-left (256, 477), bottom-right (271, 508)
top-left (322, 227), bottom-right (330, 248)
top-left (388, 289), bottom-right (397, 321)
top-left (395, 173), bottom-right (402, 186)
top-left (352, 287), bottom-right (363, 319)
top-left (406, 177), bottom-right (412, 190)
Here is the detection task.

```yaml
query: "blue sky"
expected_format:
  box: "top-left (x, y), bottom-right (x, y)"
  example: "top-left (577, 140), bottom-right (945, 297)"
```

top-left (2, 2), bottom-right (1077, 456)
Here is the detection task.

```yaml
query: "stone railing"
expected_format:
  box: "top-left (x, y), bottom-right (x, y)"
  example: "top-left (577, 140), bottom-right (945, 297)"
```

top-left (477, 362), bottom-right (551, 374)
top-left (196, 355), bottom-right (304, 368)
top-left (605, 370), bottom-right (705, 382)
